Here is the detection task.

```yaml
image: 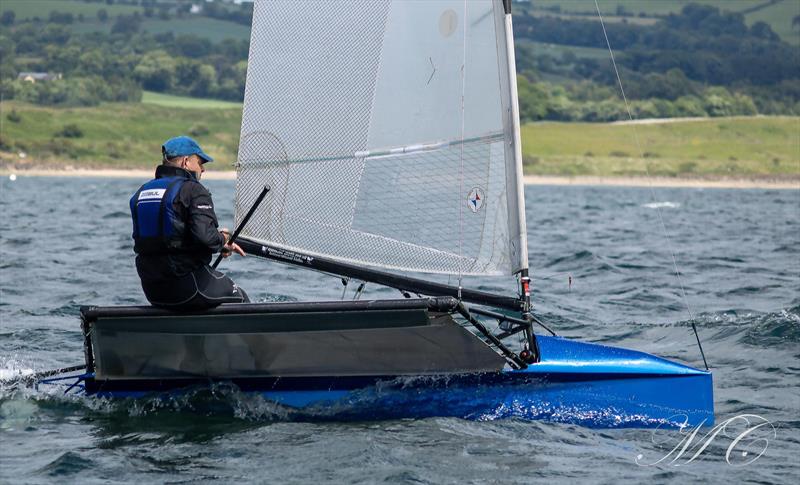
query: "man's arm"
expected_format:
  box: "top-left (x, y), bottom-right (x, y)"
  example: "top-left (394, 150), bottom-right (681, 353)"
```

top-left (185, 182), bottom-right (226, 252)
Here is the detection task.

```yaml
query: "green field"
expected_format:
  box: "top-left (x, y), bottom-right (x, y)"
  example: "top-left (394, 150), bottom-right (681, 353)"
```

top-left (1, 101), bottom-right (798, 178)
top-left (0, 0), bottom-right (141, 19)
top-left (65, 17), bottom-right (251, 42)
top-left (0, 101), bottom-right (242, 170)
top-left (534, 0), bottom-right (767, 17)
top-left (139, 17), bottom-right (249, 42)
top-left (142, 91), bottom-right (243, 110)
top-left (531, 0), bottom-right (800, 45)
top-left (522, 117), bottom-right (800, 177)
top-left (3, 0), bottom-right (796, 47)
top-left (744, 0), bottom-right (800, 46)
top-left (0, 0), bottom-right (250, 43)
top-left (523, 40), bottom-right (611, 60)
top-left (528, 8), bottom-right (657, 25)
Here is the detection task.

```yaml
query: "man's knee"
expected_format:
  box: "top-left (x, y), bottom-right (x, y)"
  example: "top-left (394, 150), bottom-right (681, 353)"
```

top-left (234, 285), bottom-right (250, 303)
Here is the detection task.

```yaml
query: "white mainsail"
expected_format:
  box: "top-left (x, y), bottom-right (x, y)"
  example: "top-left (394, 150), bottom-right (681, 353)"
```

top-left (235, 0), bottom-right (528, 276)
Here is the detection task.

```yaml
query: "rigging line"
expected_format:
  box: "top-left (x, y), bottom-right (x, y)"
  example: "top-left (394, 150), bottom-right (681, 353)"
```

top-left (593, 0), bottom-right (708, 370)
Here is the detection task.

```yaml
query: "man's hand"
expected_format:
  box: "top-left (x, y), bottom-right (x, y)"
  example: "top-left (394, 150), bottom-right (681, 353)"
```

top-left (220, 229), bottom-right (245, 258)
top-left (222, 241), bottom-right (246, 258)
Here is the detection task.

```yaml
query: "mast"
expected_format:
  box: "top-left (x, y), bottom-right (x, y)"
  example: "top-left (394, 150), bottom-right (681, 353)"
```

top-left (500, 0), bottom-right (535, 361)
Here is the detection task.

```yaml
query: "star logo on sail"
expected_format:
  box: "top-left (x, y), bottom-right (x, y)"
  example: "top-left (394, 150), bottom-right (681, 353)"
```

top-left (467, 187), bottom-right (485, 213)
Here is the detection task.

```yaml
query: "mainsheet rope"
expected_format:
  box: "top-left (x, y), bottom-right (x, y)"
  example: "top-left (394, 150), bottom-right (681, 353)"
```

top-left (593, 0), bottom-right (709, 370)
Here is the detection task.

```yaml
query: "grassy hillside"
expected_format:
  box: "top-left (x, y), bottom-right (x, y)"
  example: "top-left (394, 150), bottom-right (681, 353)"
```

top-left (531, 0), bottom-right (799, 45)
top-left (1, 101), bottom-right (798, 178)
top-left (4, 0), bottom-right (796, 46)
top-left (0, 101), bottom-right (242, 170)
top-left (535, 0), bottom-right (765, 17)
top-left (0, 0), bottom-right (141, 19)
top-left (137, 17), bottom-right (249, 42)
top-left (0, 0), bottom-right (250, 43)
top-left (744, 0), bottom-right (800, 46)
top-left (142, 91), bottom-right (242, 110)
top-left (526, 8), bottom-right (657, 25)
top-left (66, 17), bottom-right (251, 42)
top-left (521, 40), bottom-right (610, 60)
top-left (522, 117), bottom-right (800, 177)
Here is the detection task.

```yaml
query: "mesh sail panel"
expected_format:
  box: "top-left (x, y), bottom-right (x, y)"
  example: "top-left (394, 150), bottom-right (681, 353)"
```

top-left (236, 0), bottom-right (523, 275)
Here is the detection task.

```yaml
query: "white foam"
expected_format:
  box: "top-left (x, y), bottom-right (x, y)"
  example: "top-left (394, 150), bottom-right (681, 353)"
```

top-left (0, 357), bottom-right (35, 383)
top-left (642, 202), bottom-right (680, 209)
top-left (0, 368), bottom-right (34, 381)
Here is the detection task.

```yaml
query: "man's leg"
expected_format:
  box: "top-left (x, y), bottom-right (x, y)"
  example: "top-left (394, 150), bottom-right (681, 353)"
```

top-left (141, 272), bottom-right (200, 309)
top-left (193, 265), bottom-right (249, 306)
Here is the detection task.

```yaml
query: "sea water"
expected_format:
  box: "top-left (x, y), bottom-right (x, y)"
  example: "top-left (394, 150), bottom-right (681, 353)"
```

top-left (0, 177), bottom-right (797, 483)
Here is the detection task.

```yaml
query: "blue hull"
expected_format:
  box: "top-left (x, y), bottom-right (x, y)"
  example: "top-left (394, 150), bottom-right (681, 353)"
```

top-left (83, 335), bottom-right (714, 428)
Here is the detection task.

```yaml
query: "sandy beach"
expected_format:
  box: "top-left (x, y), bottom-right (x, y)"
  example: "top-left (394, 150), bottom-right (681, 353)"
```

top-left (0, 167), bottom-right (798, 189)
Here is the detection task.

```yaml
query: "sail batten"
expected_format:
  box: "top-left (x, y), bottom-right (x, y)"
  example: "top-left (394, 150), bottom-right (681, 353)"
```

top-left (236, 0), bottom-right (528, 276)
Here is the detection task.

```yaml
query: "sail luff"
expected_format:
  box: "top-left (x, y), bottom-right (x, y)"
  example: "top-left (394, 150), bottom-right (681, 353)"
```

top-left (492, 0), bottom-right (529, 274)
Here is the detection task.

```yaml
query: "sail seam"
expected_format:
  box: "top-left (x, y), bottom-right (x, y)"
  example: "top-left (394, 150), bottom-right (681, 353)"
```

top-left (236, 132), bottom-right (505, 167)
top-left (271, 215), bottom-right (478, 263)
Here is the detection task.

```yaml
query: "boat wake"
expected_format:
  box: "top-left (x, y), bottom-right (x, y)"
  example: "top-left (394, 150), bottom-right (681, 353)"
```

top-left (12, 308), bottom-right (792, 430)
top-left (9, 305), bottom-right (793, 429)
top-left (1, 375), bottom-right (682, 430)
top-left (0, 357), bottom-right (33, 387)
top-left (0, 367), bottom-right (33, 382)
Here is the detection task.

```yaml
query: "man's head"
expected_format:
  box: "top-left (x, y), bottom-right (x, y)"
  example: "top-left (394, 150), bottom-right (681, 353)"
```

top-left (161, 136), bottom-right (213, 179)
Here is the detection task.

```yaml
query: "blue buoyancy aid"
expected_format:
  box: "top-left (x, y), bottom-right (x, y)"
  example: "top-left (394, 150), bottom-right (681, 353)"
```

top-left (130, 176), bottom-right (187, 254)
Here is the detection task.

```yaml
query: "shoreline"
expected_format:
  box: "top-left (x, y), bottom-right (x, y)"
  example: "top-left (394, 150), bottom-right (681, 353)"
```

top-left (0, 167), bottom-right (238, 180)
top-left (0, 168), bottom-right (797, 189)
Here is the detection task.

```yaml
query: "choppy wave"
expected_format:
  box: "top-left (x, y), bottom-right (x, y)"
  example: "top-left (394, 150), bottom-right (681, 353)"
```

top-left (2, 180), bottom-right (798, 483)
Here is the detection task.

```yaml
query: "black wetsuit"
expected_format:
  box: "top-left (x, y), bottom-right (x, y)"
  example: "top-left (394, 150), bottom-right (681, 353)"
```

top-left (133, 165), bottom-right (249, 310)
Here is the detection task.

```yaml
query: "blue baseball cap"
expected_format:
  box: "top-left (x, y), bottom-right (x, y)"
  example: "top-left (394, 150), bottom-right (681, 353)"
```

top-left (161, 136), bottom-right (214, 163)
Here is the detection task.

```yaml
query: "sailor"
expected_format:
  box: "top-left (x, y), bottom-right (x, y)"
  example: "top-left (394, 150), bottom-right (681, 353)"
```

top-left (130, 135), bottom-right (250, 310)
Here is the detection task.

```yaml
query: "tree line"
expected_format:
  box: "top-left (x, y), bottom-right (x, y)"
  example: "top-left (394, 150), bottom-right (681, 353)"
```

top-left (0, 2), bottom-right (797, 121)
top-left (513, 3), bottom-right (799, 119)
top-left (514, 4), bottom-right (795, 86)
top-left (0, 18), bottom-right (249, 106)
